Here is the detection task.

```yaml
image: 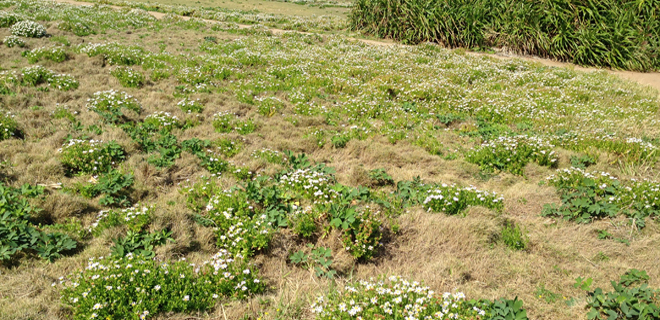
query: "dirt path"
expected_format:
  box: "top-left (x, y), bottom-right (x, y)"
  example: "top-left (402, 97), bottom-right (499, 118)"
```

top-left (50, 0), bottom-right (660, 93)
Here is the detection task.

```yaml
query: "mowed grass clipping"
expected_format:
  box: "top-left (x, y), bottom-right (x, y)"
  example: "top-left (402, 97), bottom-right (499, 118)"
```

top-left (1, 0), bottom-right (660, 319)
top-left (350, 0), bottom-right (660, 71)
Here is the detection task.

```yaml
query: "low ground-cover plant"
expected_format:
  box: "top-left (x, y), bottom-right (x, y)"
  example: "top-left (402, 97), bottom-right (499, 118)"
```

top-left (0, 111), bottom-right (20, 141)
top-left (0, 11), bottom-right (23, 28)
top-left (466, 135), bottom-right (558, 175)
top-left (58, 250), bottom-right (265, 320)
top-left (501, 221), bottom-right (528, 251)
top-left (22, 46), bottom-right (68, 63)
top-left (577, 270), bottom-right (660, 320)
top-left (87, 90), bottom-right (141, 123)
top-left (110, 229), bottom-right (173, 258)
top-left (77, 169), bottom-right (134, 207)
top-left (177, 98), bottom-right (204, 113)
top-left (212, 111), bottom-right (256, 135)
top-left (311, 276), bottom-right (493, 319)
top-left (90, 205), bottom-right (152, 236)
top-left (290, 245), bottom-right (335, 278)
top-left (3, 35), bottom-right (25, 48)
top-left (111, 66), bottom-right (145, 88)
top-left (205, 189), bottom-right (272, 257)
top-left (423, 183), bottom-right (504, 215)
top-left (252, 148), bottom-right (287, 164)
top-left (10, 20), bottom-right (46, 38)
top-left (543, 168), bottom-right (660, 225)
top-left (0, 183), bottom-right (76, 262)
top-left (58, 139), bottom-right (126, 175)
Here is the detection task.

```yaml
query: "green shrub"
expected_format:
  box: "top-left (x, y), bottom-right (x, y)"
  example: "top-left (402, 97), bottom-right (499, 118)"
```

top-left (86, 90), bottom-right (142, 123)
top-left (23, 46), bottom-right (68, 63)
top-left (58, 251), bottom-right (265, 320)
top-left (256, 96), bottom-right (284, 117)
top-left (3, 35), bottom-right (25, 48)
top-left (110, 66), bottom-right (145, 88)
top-left (58, 139), bottom-right (126, 175)
top-left (466, 135), bottom-right (558, 176)
top-left (10, 20), bottom-right (46, 38)
top-left (350, 0), bottom-right (660, 71)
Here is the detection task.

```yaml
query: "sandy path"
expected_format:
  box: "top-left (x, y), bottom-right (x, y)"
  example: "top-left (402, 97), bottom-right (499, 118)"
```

top-left (50, 0), bottom-right (660, 93)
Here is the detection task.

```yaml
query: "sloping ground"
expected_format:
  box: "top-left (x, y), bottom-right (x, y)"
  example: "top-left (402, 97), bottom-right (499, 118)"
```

top-left (1, 1), bottom-right (660, 320)
top-left (52, 0), bottom-right (660, 94)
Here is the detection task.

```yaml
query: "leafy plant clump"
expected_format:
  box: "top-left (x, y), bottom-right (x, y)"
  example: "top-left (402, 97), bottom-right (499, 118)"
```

top-left (577, 270), bottom-right (660, 320)
top-left (0, 183), bottom-right (77, 262)
top-left (543, 168), bottom-right (660, 225)
top-left (466, 135), bottom-right (558, 175)
top-left (0, 111), bottom-right (19, 140)
top-left (501, 221), bottom-right (528, 251)
top-left (77, 169), bottom-right (134, 207)
top-left (10, 20), bottom-right (46, 38)
top-left (350, 0), bottom-right (660, 71)
top-left (177, 98), bottom-right (204, 113)
top-left (58, 251), bottom-right (265, 320)
top-left (58, 139), bottom-right (126, 175)
top-left (90, 204), bottom-right (152, 236)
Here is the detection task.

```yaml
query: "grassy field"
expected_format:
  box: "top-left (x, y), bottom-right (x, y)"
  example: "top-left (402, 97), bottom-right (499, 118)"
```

top-left (1, 0), bottom-right (660, 320)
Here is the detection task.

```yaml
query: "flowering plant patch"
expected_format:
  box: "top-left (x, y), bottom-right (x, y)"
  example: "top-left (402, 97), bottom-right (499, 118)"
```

top-left (177, 98), bottom-right (204, 113)
top-left (423, 184), bottom-right (504, 215)
top-left (0, 111), bottom-right (19, 141)
top-left (143, 111), bottom-right (180, 131)
top-left (59, 139), bottom-right (126, 175)
top-left (311, 276), bottom-right (489, 319)
top-left (90, 205), bottom-right (152, 236)
top-left (252, 148), bottom-right (287, 164)
top-left (3, 35), bottom-right (25, 48)
top-left (466, 135), bottom-right (558, 175)
top-left (58, 251), bottom-right (264, 320)
top-left (87, 90), bottom-right (142, 123)
top-left (278, 168), bottom-right (340, 205)
top-left (10, 20), bottom-right (46, 38)
top-left (206, 190), bottom-right (272, 256)
top-left (23, 46), bottom-right (68, 63)
top-left (111, 66), bottom-right (145, 88)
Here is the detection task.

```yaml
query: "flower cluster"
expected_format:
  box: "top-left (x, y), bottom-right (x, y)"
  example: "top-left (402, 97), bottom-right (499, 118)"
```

top-left (311, 276), bottom-right (487, 319)
top-left (278, 168), bottom-right (339, 204)
top-left (58, 139), bottom-right (125, 175)
top-left (90, 205), bottom-right (152, 235)
top-left (423, 184), bottom-right (504, 215)
top-left (10, 20), bottom-right (46, 38)
top-left (143, 111), bottom-right (180, 131)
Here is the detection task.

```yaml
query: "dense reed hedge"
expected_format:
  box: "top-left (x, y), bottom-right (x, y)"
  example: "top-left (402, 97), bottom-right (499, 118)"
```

top-left (349, 0), bottom-right (660, 71)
